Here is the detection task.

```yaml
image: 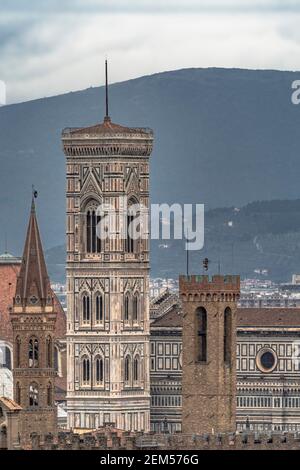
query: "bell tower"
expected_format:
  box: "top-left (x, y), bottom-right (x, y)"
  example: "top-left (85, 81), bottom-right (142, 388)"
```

top-left (62, 62), bottom-right (153, 431)
top-left (179, 274), bottom-right (240, 435)
top-left (10, 197), bottom-right (57, 446)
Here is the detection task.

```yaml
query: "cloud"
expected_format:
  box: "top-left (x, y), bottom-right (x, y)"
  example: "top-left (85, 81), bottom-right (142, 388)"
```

top-left (1, 3), bottom-right (300, 103)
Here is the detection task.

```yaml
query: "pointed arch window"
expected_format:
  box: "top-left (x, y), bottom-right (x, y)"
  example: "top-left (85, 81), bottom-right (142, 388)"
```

top-left (16, 337), bottom-right (21, 368)
top-left (133, 294), bottom-right (138, 322)
top-left (47, 382), bottom-right (52, 406)
top-left (196, 307), bottom-right (207, 362)
top-left (95, 356), bottom-right (104, 385)
top-left (28, 338), bottom-right (39, 368)
top-left (126, 198), bottom-right (139, 254)
top-left (224, 307), bottom-right (232, 364)
top-left (125, 355), bottom-right (131, 384)
top-left (29, 382), bottom-right (39, 407)
top-left (16, 382), bottom-right (21, 405)
top-left (82, 356), bottom-right (90, 384)
top-left (133, 356), bottom-right (140, 382)
top-left (95, 293), bottom-right (104, 323)
top-left (82, 293), bottom-right (90, 323)
top-left (86, 202), bottom-right (101, 254)
top-left (46, 336), bottom-right (52, 368)
top-left (124, 294), bottom-right (130, 322)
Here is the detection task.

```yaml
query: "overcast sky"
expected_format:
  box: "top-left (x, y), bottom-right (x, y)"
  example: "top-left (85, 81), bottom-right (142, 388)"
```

top-left (2, 0), bottom-right (300, 104)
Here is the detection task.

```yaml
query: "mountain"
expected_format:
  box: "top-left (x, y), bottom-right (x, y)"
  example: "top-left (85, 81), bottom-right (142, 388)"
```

top-left (46, 199), bottom-right (300, 283)
top-left (1, 67), bottom-right (300, 256)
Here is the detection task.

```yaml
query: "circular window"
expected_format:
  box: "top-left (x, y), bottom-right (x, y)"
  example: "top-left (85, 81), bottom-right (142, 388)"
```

top-left (256, 348), bottom-right (277, 373)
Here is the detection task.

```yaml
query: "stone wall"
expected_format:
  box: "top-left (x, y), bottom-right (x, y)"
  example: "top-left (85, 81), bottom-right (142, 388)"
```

top-left (23, 427), bottom-right (300, 450)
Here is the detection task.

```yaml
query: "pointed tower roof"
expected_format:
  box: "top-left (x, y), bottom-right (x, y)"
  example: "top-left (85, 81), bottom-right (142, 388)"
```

top-left (14, 197), bottom-right (52, 307)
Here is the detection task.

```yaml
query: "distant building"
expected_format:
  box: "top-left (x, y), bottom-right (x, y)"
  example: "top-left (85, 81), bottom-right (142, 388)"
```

top-left (149, 289), bottom-right (300, 433)
top-left (0, 246), bottom-right (67, 408)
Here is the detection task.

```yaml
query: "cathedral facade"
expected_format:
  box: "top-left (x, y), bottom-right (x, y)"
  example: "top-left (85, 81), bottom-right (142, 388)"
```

top-left (62, 101), bottom-right (153, 431)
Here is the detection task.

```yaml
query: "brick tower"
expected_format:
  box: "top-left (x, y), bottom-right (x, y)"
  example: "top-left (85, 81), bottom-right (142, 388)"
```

top-left (10, 197), bottom-right (57, 445)
top-left (62, 62), bottom-right (153, 431)
top-left (179, 274), bottom-right (240, 434)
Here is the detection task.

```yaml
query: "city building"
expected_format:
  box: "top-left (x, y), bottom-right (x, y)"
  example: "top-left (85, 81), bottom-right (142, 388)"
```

top-left (0, 231), bottom-right (67, 408)
top-left (62, 65), bottom-right (153, 431)
top-left (149, 289), bottom-right (300, 433)
top-left (8, 198), bottom-right (58, 448)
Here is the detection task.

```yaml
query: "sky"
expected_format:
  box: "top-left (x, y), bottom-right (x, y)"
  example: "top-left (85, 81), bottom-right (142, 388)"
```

top-left (2, 0), bottom-right (300, 103)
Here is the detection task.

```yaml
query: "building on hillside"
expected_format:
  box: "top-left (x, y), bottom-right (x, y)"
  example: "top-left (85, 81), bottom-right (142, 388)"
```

top-left (62, 63), bottom-right (153, 431)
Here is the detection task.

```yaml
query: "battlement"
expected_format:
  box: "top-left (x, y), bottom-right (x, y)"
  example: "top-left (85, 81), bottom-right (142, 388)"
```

top-left (24, 429), bottom-right (300, 451)
top-left (179, 274), bottom-right (240, 299)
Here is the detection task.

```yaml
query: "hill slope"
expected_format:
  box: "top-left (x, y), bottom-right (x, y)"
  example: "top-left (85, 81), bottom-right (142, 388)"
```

top-left (0, 67), bottom-right (300, 254)
top-left (46, 199), bottom-right (300, 283)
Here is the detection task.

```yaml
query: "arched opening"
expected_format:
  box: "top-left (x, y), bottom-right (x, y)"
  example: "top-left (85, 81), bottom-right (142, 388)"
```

top-left (46, 336), bottom-right (52, 368)
top-left (196, 307), bottom-right (207, 362)
top-left (47, 382), bottom-right (52, 406)
top-left (28, 338), bottom-right (39, 368)
top-left (82, 356), bottom-right (90, 385)
top-left (95, 356), bottom-right (104, 385)
top-left (29, 382), bottom-right (39, 407)
top-left (125, 355), bottom-right (131, 384)
top-left (133, 356), bottom-right (140, 382)
top-left (82, 293), bottom-right (90, 324)
top-left (16, 382), bottom-right (21, 405)
top-left (224, 307), bottom-right (232, 364)
top-left (124, 294), bottom-right (130, 322)
top-left (86, 201), bottom-right (101, 254)
top-left (16, 337), bottom-right (21, 368)
top-left (126, 198), bottom-right (139, 254)
top-left (133, 294), bottom-right (138, 322)
top-left (95, 293), bottom-right (104, 323)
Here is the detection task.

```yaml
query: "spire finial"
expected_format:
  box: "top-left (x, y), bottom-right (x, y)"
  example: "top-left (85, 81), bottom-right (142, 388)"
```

top-left (31, 185), bottom-right (38, 212)
top-left (104, 59), bottom-right (110, 121)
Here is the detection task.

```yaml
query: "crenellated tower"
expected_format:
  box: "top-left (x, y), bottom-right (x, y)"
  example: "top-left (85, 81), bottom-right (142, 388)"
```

top-left (179, 274), bottom-right (240, 435)
top-left (62, 63), bottom-right (153, 431)
top-left (10, 198), bottom-right (57, 446)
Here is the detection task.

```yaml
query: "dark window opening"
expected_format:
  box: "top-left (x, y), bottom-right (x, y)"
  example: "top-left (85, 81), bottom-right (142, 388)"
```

top-left (196, 307), bottom-right (207, 362)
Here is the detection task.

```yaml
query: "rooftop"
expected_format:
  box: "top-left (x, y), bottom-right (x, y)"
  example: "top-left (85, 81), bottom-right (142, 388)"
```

top-left (0, 252), bottom-right (21, 265)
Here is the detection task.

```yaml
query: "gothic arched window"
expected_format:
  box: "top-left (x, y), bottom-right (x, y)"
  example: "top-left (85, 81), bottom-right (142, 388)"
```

top-left (82, 293), bottom-right (90, 323)
top-left (47, 382), bottom-right (52, 406)
top-left (95, 356), bottom-right (104, 384)
top-left (16, 337), bottom-right (21, 368)
top-left (82, 356), bottom-right (90, 384)
top-left (125, 355), bottom-right (131, 384)
top-left (133, 294), bottom-right (138, 322)
top-left (86, 202), bottom-right (101, 254)
top-left (29, 382), bottom-right (39, 407)
top-left (126, 198), bottom-right (139, 254)
top-left (124, 294), bottom-right (130, 322)
top-left (28, 338), bottom-right (39, 368)
top-left (95, 293), bottom-right (104, 323)
top-left (224, 307), bottom-right (232, 364)
top-left (16, 382), bottom-right (21, 405)
top-left (196, 307), bottom-right (207, 362)
top-left (133, 356), bottom-right (140, 382)
top-left (46, 336), bottom-right (52, 368)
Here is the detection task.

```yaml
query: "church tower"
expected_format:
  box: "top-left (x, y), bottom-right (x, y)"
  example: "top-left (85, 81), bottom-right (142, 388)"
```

top-left (179, 274), bottom-right (240, 435)
top-left (11, 197), bottom-right (57, 445)
top-left (62, 62), bottom-right (153, 431)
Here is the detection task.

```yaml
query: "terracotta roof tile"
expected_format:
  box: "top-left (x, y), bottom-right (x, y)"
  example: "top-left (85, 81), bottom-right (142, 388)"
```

top-left (151, 307), bottom-right (183, 328)
top-left (237, 308), bottom-right (300, 327)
